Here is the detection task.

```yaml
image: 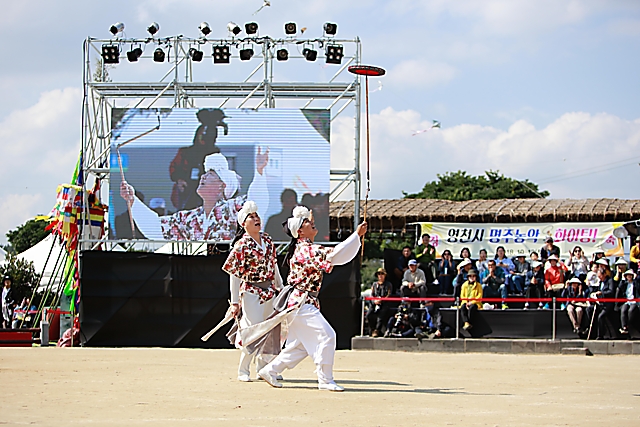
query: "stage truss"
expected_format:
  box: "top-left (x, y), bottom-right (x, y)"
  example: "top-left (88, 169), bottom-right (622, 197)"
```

top-left (80, 34), bottom-right (363, 252)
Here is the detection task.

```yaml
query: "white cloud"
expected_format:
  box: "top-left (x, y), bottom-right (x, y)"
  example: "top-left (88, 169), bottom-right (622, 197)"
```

top-left (0, 87), bottom-right (81, 242)
top-left (387, 59), bottom-right (457, 89)
top-left (331, 107), bottom-right (640, 200)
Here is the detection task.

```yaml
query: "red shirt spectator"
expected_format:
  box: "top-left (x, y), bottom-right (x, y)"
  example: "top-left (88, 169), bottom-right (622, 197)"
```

top-left (544, 255), bottom-right (567, 290)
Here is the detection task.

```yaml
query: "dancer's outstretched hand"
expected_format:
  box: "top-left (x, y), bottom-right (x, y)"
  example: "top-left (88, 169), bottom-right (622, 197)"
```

top-left (356, 222), bottom-right (368, 236)
top-left (230, 303), bottom-right (240, 318)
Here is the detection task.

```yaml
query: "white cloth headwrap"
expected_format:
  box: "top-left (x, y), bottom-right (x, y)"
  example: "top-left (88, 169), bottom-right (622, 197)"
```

top-left (203, 153), bottom-right (239, 199)
top-left (287, 206), bottom-right (311, 238)
top-left (238, 200), bottom-right (258, 225)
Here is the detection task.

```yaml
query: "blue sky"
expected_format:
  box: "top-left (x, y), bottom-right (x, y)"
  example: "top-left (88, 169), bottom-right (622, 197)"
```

top-left (1, 0), bottom-right (639, 241)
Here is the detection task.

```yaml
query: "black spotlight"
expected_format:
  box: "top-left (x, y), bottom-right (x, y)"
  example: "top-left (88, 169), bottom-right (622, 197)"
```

top-left (147, 22), bottom-right (160, 36)
top-left (227, 22), bottom-right (241, 36)
top-left (109, 22), bottom-right (124, 36)
top-left (284, 22), bottom-right (296, 35)
top-left (245, 22), bottom-right (258, 35)
top-left (323, 22), bottom-right (337, 35)
top-left (127, 47), bottom-right (143, 62)
top-left (213, 45), bottom-right (230, 63)
top-left (153, 47), bottom-right (165, 62)
top-left (189, 47), bottom-right (203, 62)
top-left (325, 44), bottom-right (344, 64)
top-left (302, 47), bottom-right (317, 62)
top-left (101, 45), bottom-right (120, 64)
top-left (199, 22), bottom-right (211, 36)
top-left (276, 48), bottom-right (289, 61)
top-left (240, 47), bottom-right (254, 61)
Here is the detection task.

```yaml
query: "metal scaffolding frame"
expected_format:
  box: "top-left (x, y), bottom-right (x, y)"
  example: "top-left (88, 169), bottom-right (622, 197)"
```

top-left (80, 34), bottom-right (362, 250)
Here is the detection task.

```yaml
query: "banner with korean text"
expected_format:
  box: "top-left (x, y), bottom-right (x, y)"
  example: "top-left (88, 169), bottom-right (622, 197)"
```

top-left (418, 222), bottom-right (624, 259)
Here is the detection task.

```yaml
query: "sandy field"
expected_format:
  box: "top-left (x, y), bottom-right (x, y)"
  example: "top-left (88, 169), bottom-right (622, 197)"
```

top-left (0, 347), bottom-right (637, 426)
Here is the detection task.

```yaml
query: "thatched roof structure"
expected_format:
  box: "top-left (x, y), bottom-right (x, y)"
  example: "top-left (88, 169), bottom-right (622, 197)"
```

top-left (329, 198), bottom-right (640, 231)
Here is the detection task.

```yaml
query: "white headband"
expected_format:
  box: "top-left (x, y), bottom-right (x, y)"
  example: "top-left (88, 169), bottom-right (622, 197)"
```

top-left (287, 206), bottom-right (311, 238)
top-left (238, 200), bottom-right (258, 225)
top-left (203, 153), bottom-right (239, 199)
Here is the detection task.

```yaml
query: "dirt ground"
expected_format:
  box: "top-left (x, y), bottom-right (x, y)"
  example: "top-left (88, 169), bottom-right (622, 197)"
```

top-left (0, 347), bottom-right (637, 426)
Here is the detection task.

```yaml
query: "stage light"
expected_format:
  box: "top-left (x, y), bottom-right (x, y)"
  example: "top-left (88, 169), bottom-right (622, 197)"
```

top-left (276, 48), bottom-right (288, 61)
top-left (199, 22), bottom-right (211, 36)
top-left (109, 22), bottom-right (124, 36)
top-left (101, 45), bottom-right (120, 64)
top-left (284, 22), bottom-right (297, 35)
top-left (189, 47), bottom-right (203, 62)
top-left (147, 22), bottom-right (160, 36)
top-left (325, 44), bottom-right (343, 64)
top-left (323, 22), bottom-right (337, 35)
top-left (227, 22), bottom-right (241, 36)
top-left (245, 22), bottom-right (258, 35)
top-left (213, 45), bottom-right (230, 63)
top-left (153, 47), bottom-right (165, 62)
top-left (240, 47), bottom-right (254, 61)
top-left (302, 47), bottom-right (317, 62)
top-left (126, 47), bottom-right (143, 62)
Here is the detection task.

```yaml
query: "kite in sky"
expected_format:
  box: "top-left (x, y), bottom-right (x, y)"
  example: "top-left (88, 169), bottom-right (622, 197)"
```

top-left (253, 0), bottom-right (271, 15)
top-left (412, 120), bottom-right (441, 136)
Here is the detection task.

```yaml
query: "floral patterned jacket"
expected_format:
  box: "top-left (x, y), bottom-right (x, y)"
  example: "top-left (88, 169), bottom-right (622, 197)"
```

top-left (159, 196), bottom-right (245, 241)
top-left (287, 238), bottom-right (334, 309)
top-left (223, 232), bottom-right (279, 303)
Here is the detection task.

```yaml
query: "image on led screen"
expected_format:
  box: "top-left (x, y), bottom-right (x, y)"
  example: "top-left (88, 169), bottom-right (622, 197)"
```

top-left (109, 108), bottom-right (330, 242)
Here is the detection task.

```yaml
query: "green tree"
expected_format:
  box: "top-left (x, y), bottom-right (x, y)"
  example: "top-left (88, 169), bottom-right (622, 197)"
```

top-left (403, 170), bottom-right (549, 200)
top-left (5, 219), bottom-right (50, 254)
top-left (0, 253), bottom-right (41, 305)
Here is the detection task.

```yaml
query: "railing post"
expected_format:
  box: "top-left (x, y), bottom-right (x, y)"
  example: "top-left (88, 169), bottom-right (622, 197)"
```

top-left (455, 297), bottom-right (460, 340)
top-left (360, 298), bottom-right (365, 337)
top-left (552, 297), bottom-right (557, 341)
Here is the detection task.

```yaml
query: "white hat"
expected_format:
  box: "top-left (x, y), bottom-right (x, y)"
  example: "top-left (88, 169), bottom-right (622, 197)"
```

top-left (623, 269), bottom-right (636, 278)
top-left (531, 261), bottom-right (543, 268)
top-left (568, 277), bottom-right (581, 284)
top-left (459, 258), bottom-right (472, 268)
top-left (237, 200), bottom-right (258, 225)
top-left (149, 198), bottom-right (166, 209)
top-left (408, 259), bottom-right (418, 266)
top-left (548, 254), bottom-right (559, 261)
top-left (287, 205), bottom-right (311, 238)
top-left (596, 258), bottom-right (609, 266)
top-left (203, 153), bottom-right (239, 199)
top-left (615, 258), bottom-right (628, 266)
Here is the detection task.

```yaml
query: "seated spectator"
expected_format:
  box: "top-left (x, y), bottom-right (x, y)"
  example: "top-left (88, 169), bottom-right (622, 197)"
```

top-left (460, 269), bottom-right (482, 330)
top-left (453, 258), bottom-right (472, 298)
top-left (481, 259), bottom-right (508, 309)
top-left (592, 249), bottom-right (605, 264)
top-left (437, 250), bottom-right (456, 295)
top-left (414, 301), bottom-right (452, 339)
top-left (617, 269), bottom-right (640, 335)
top-left (511, 254), bottom-right (530, 294)
top-left (540, 237), bottom-right (560, 263)
top-left (494, 246), bottom-right (515, 289)
top-left (567, 246), bottom-right (589, 281)
top-left (563, 277), bottom-right (589, 334)
top-left (525, 260), bottom-right (545, 309)
top-left (366, 268), bottom-right (393, 337)
top-left (394, 246), bottom-right (415, 280)
top-left (401, 260), bottom-right (427, 298)
top-left (544, 254), bottom-right (567, 309)
top-left (476, 249), bottom-right (489, 277)
top-left (415, 233), bottom-right (437, 285)
top-left (385, 302), bottom-right (414, 337)
top-left (459, 247), bottom-right (472, 262)
top-left (529, 251), bottom-right (540, 263)
top-left (613, 258), bottom-right (629, 288)
top-left (630, 236), bottom-right (640, 272)
top-left (587, 263), bottom-right (617, 340)
top-left (586, 261), bottom-right (599, 291)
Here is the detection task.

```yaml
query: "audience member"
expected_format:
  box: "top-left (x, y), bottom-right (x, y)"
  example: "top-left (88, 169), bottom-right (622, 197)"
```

top-left (401, 260), bottom-right (427, 298)
top-left (529, 251), bottom-right (540, 263)
top-left (414, 233), bottom-right (437, 284)
top-left (524, 260), bottom-right (545, 309)
top-left (511, 254), bottom-right (530, 294)
top-left (586, 262), bottom-right (599, 291)
top-left (587, 261), bottom-right (617, 340)
top-left (437, 250), bottom-right (456, 295)
top-left (385, 302), bottom-right (414, 338)
top-left (567, 246), bottom-right (589, 281)
top-left (11, 298), bottom-right (31, 329)
top-left (394, 246), bottom-right (416, 280)
top-left (481, 259), bottom-right (508, 309)
top-left (459, 247), bottom-right (472, 262)
top-left (617, 269), bottom-right (639, 335)
top-left (414, 301), bottom-right (452, 339)
top-left (494, 246), bottom-right (515, 288)
top-left (366, 268), bottom-right (393, 337)
top-left (592, 249), bottom-right (605, 264)
top-left (540, 237), bottom-right (560, 263)
top-left (613, 258), bottom-right (629, 288)
top-left (2, 275), bottom-right (15, 329)
top-left (476, 249), bottom-right (489, 277)
top-left (544, 255), bottom-right (567, 309)
top-left (630, 236), bottom-right (640, 272)
top-left (563, 277), bottom-right (589, 334)
top-left (460, 269), bottom-right (482, 330)
top-left (453, 258), bottom-right (473, 297)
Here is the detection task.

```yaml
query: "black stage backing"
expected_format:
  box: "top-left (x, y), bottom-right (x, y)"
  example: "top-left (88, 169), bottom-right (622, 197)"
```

top-left (79, 251), bottom-right (361, 349)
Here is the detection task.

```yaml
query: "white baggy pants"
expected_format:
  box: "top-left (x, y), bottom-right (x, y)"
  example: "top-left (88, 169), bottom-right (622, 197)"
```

top-left (238, 292), bottom-right (274, 376)
top-left (262, 303), bottom-right (337, 384)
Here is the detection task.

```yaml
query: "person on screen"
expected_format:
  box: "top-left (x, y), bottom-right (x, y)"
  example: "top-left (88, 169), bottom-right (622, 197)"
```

top-left (169, 109), bottom-right (228, 211)
top-left (265, 189), bottom-right (298, 242)
top-left (120, 150), bottom-right (269, 241)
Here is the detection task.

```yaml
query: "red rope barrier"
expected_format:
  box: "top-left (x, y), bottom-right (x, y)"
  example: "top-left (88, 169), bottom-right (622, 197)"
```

top-left (364, 296), bottom-right (640, 303)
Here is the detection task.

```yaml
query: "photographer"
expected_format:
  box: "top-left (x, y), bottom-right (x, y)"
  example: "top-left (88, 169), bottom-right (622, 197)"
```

top-left (384, 302), bottom-right (414, 338)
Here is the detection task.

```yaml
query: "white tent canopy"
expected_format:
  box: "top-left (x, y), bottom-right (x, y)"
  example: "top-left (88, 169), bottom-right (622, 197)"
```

top-left (16, 234), bottom-right (67, 291)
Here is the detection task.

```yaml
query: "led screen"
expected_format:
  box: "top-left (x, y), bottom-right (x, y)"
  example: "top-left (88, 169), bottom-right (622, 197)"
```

top-left (109, 108), bottom-right (330, 242)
